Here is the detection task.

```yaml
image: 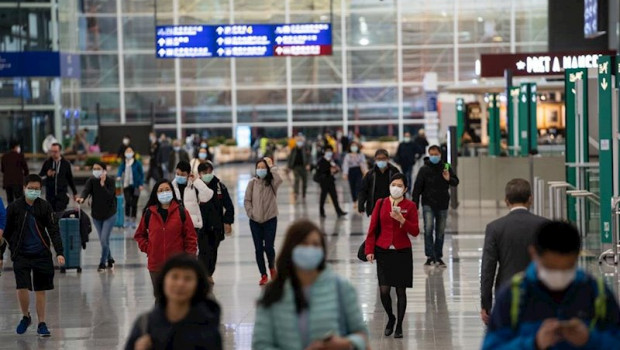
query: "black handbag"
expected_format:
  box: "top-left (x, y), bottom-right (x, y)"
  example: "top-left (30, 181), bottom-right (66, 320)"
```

top-left (357, 198), bottom-right (385, 261)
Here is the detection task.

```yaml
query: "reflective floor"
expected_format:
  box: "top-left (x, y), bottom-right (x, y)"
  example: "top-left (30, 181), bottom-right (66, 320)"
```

top-left (0, 164), bottom-right (618, 350)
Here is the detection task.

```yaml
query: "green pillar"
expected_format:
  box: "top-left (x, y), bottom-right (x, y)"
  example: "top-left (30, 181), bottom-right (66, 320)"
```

top-left (518, 83), bottom-right (536, 156)
top-left (487, 93), bottom-right (500, 156)
top-left (507, 87), bottom-right (520, 156)
top-left (528, 84), bottom-right (538, 153)
top-left (598, 56), bottom-right (613, 244)
top-left (456, 98), bottom-right (465, 149)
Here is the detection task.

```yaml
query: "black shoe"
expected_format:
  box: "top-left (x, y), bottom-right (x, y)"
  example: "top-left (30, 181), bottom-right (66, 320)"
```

top-left (394, 325), bottom-right (403, 338)
top-left (337, 211), bottom-right (348, 218)
top-left (436, 259), bottom-right (447, 268)
top-left (384, 315), bottom-right (396, 336)
top-left (424, 258), bottom-right (434, 266)
top-left (320, 212), bottom-right (326, 218)
top-left (107, 259), bottom-right (115, 269)
top-left (97, 263), bottom-right (106, 272)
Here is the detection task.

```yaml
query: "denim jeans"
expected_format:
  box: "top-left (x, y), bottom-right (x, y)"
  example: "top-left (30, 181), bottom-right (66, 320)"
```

top-left (250, 217), bottom-right (278, 276)
top-left (423, 206), bottom-right (448, 260)
top-left (92, 215), bottom-right (115, 265)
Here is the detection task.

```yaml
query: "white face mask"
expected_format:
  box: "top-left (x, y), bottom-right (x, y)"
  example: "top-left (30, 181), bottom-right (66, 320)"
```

top-left (538, 264), bottom-right (577, 291)
top-left (390, 185), bottom-right (404, 199)
top-left (15, 146), bottom-right (21, 154)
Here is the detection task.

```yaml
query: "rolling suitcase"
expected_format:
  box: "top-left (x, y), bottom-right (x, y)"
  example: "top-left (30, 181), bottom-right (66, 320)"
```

top-left (59, 210), bottom-right (82, 273)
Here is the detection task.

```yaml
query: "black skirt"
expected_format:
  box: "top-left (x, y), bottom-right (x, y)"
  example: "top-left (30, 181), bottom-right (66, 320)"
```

top-left (375, 246), bottom-right (413, 288)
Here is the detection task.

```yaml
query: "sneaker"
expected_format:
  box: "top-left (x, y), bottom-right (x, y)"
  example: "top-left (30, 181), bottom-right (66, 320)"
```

top-left (107, 259), bottom-right (115, 269)
top-left (269, 268), bottom-right (277, 281)
top-left (37, 322), bottom-right (51, 337)
top-left (436, 259), bottom-right (447, 268)
top-left (97, 263), bottom-right (106, 272)
top-left (16, 315), bottom-right (31, 334)
top-left (424, 258), bottom-right (434, 266)
top-left (259, 275), bottom-right (269, 286)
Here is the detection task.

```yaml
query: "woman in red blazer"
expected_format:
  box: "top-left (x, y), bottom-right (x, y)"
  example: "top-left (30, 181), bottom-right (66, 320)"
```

top-left (365, 173), bottom-right (419, 339)
top-left (134, 179), bottom-right (198, 294)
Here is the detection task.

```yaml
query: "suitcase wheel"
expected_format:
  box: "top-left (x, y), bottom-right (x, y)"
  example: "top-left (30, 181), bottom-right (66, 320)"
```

top-left (77, 267), bottom-right (82, 273)
top-left (60, 267), bottom-right (66, 273)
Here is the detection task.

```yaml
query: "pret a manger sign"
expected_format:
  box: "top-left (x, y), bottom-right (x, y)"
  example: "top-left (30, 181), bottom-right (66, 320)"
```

top-left (480, 51), bottom-right (615, 77)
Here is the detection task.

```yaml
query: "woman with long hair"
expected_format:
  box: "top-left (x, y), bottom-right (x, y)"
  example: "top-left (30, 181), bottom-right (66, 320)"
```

top-left (244, 157), bottom-right (283, 286)
top-left (117, 146), bottom-right (144, 228)
top-left (125, 254), bottom-right (222, 350)
top-left (342, 141), bottom-right (368, 207)
top-left (365, 173), bottom-right (419, 339)
top-left (252, 219), bottom-right (368, 350)
top-left (134, 179), bottom-right (198, 292)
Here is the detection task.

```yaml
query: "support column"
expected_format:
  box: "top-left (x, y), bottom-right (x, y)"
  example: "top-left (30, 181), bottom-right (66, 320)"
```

top-left (340, 0), bottom-right (349, 135)
top-left (115, 0), bottom-right (126, 124)
top-left (396, 0), bottom-right (404, 140)
top-left (173, 0), bottom-right (182, 139)
top-left (230, 0), bottom-right (237, 138)
top-left (507, 87), bottom-right (520, 156)
top-left (285, 0), bottom-right (293, 137)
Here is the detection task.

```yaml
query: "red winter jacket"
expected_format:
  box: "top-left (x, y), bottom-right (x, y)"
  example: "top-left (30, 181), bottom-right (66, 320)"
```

top-left (134, 201), bottom-right (198, 272)
top-left (365, 197), bottom-right (419, 255)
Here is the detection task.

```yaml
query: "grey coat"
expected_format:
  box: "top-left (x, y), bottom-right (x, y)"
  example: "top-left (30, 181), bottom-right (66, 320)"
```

top-left (480, 209), bottom-right (549, 312)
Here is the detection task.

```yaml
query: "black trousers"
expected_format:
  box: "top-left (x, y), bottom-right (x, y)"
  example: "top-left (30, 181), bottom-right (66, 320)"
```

top-left (320, 180), bottom-right (343, 216)
top-left (198, 229), bottom-right (222, 276)
top-left (123, 187), bottom-right (139, 218)
top-left (146, 165), bottom-right (163, 183)
top-left (5, 184), bottom-right (23, 203)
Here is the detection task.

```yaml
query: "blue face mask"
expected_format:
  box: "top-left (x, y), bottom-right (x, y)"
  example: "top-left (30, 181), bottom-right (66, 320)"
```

top-left (376, 160), bottom-right (388, 169)
top-left (157, 191), bottom-right (173, 204)
top-left (429, 155), bottom-right (441, 164)
top-left (198, 153), bottom-right (207, 160)
top-left (256, 169), bottom-right (268, 179)
top-left (292, 246), bottom-right (325, 271)
top-left (25, 189), bottom-right (41, 201)
top-left (201, 174), bottom-right (214, 184)
top-left (175, 175), bottom-right (188, 185)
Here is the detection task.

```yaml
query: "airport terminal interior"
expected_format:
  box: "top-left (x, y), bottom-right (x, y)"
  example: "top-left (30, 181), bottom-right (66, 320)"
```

top-left (0, 0), bottom-right (620, 349)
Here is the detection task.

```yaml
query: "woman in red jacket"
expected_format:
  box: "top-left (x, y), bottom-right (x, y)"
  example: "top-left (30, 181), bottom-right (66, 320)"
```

top-left (134, 179), bottom-right (198, 293)
top-left (365, 173), bottom-right (419, 339)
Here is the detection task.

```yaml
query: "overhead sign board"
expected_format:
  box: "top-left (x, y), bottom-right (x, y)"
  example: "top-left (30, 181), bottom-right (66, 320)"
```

top-left (480, 51), bottom-right (615, 77)
top-left (584, 0), bottom-right (605, 38)
top-left (0, 52), bottom-right (80, 78)
top-left (155, 23), bottom-right (332, 59)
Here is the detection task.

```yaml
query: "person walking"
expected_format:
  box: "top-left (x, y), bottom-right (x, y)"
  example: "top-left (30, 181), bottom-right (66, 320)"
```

top-left (117, 135), bottom-right (132, 160)
top-left (117, 147), bottom-right (144, 229)
top-left (394, 132), bottom-right (418, 197)
top-left (480, 179), bottom-right (549, 324)
top-left (134, 179), bottom-right (198, 293)
top-left (158, 135), bottom-right (172, 179)
top-left (342, 141), bottom-right (368, 208)
top-left (244, 157), bottom-right (283, 286)
top-left (252, 219), bottom-right (368, 350)
top-left (358, 149), bottom-right (400, 217)
top-left (0, 197), bottom-right (7, 275)
top-left (412, 145), bottom-right (459, 268)
top-left (365, 173), bottom-right (420, 339)
top-left (482, 221), bottom-right (620, 349)
top-left (287, 135), bottom-right (311, 201)
top-left (39, 143), bottom-right (77, 214)
top-left (76, 161), bottom-right (117, 272)
top-left (168, 140), bottom-right (190, 180)
top-left (315, 145), bottom-right (347, 218)
top-left (145, 132), bottom-right (162, 185)
top-left (189, 147), bottom-right (210, 175)
top-left (2, 141), bottom-right (29, 203)
top-left (1, 174), bottom-right (65, 337)
top-left (125, 254), bottom-right (222, 350)
top-left (197, 162), bottom-right (234, 284)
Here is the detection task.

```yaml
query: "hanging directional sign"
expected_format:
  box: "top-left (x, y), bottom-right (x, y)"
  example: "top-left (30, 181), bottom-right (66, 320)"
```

top-left (155, 23), bottom-right (332, 59)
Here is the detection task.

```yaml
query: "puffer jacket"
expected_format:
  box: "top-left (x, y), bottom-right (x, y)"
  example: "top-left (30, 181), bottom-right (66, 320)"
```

top-left (172, 178), bottom-right (213, 229)
top-left (244, 166), bottom-right (283, 223)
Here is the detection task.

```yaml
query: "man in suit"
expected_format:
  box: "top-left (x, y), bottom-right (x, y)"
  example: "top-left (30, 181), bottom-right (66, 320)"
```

top-left (480, 178), bottom-right (549, 324)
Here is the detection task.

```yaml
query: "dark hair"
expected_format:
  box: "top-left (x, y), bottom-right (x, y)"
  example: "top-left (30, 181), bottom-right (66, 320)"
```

top-left (24, 174), bottom-right (42, 186)
top-left (258, 219), bottom-right (326, 312)
top-left (124, 135), bottom-right (131, 139)
top-left (93, 161), bottom-right (107, 170)
top-left (155, 254), bottom-right (210, 307)
top-left (348, 142), bottom-right (360, 153)
top-left (255, 159), bottom-right (274, 186)
top-left (175, 160), bottom-right (191, 173)
top-left (375, 149), bottom-right (389, 158)
top-left (144, 179), bottom-right (180, 212)
top-left (10, 141), bottom-right (20, 149)
top-left (390, 173), bottom-right (408, 189)
top-left (51, 142), bottom-right (62, 150)
top-left (428, 145), bottom-right (441, 153)
top-left (505, 179), bottom-right (531, 204)
top-left (534, 221), bottom-right (581, 256)
top-left (197, 161), bottom-right (214, 173)
top-left (324, 145), bottom-right (334, 152)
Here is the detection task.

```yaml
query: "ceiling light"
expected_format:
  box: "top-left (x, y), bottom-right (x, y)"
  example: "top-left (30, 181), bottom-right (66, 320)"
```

top-left (359, 37), bottom-right (369, 46)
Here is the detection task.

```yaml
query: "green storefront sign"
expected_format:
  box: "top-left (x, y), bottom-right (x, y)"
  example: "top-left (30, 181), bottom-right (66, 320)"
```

top-left (456, 98), bottom-right (465, 149)
top-left (518, 83), bottom-right (537, 156)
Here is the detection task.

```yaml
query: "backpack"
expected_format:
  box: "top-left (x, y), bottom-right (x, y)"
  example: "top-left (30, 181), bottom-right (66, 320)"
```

top-left (509, 273), bottom-right (607, 331)
top-left (144, 203), bottom-right (187, 234)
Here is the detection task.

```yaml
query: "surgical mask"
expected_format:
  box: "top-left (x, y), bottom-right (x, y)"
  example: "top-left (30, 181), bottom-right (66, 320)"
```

top-left (390, 186), bottom-right (404, 199)
top-left (202, 174), bottom-right (214, 184)
top-left (429, 155), bottom-right (441, 164)
top-left (324, 152), bottom-right (333, 160)
top-left (123, 138), bottom-right (130, 146)
top-left (198, 152), bottom-right (207, 160)
top-left (15, 146), bottom-right (21, 154)
top-left (350, 146), bottom-right (359, 153)
top-left (174, 146), bottom-right (181, 152)
top-left (404, 137), bottom-right (411, 143)
top-left (157, 191), bottom-right (173, 204)
top-left (376, 160), bottom-right (388, 169)
top-left (256, 169), bottom-right (268, 179)
top-left (201, 143), bottom-right (207, 148)
top-left (92, 170), bottom-right (103, 179)
top-left (25, 189), bottom-right (41, 201)
top-left (175, 175), bottom-right (188, 185)
top-left (538, 265), bottom-right (577, 291)
top-left (125, 152), bottom-right (134, 159)
top-left (297, 141), bottom-right (304, 147)
top-left (292, 246), bottom-right (324, 271)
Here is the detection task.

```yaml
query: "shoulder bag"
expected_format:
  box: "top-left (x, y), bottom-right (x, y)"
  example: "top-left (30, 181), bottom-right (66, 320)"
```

top-left (357, 198), bottom-right (385, 261)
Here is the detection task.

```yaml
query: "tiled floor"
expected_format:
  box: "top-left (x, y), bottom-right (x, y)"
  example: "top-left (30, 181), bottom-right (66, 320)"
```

top-left (0, 163), bottom-right (618, 350)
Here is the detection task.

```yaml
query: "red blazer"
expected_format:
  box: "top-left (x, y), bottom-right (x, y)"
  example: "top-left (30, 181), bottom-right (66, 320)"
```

top-left (365, 197), bottom-right (419, 255)
top-left (134, 201), bottom-right (198, 272)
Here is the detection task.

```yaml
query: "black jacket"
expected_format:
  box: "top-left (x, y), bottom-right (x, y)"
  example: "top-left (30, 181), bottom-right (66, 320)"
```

top-left (80, 176), bottom-right (117, 221)
top-left (412, 158), bottom-right (459, 210)
top-left (1, 150), bottom-right (29, 187)
top-left (394, 142), bottom-right (419, 169)
top-left (287, 146), bottom-right (310, 168)
top-left (358, 164), bottom-right (400, 216)
top-left (150, 141), bottom-right (161, 167)
top-left (201, 176), bottom-right (234, 240)
top-left (125, 300), bottom-right (222, 350)
top-left (315, 157), bottom-right (337, 185)
top-left (4, 197), bottom-right (64, 260)
top-left (168, 150), bottom-right (190, 174)
top-left (39, 157), bottom-right (77, 197)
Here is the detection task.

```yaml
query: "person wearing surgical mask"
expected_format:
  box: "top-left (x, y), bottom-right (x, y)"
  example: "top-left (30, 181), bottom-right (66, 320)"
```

top-left (77, 161), bottom-right (117, 272)
top-left (190, 147), bottom-right (210, 175)
top-left (315, 145), bottom-right (347, 219)
top-left (287, 135), bottom-right (311, 202)
top-left (134, 180), bottom-right (198, 294)
top-left (342, 141), bottom-right (368, 208)
top-left (244, 157), bottom-right (283, 286)
top-left (253, 219), bottom-right (368, 350)
top-left (116, 147), bottom-right (144, 228)
top-left (167, 140), bottom-right (190, 181)
top-left (358, 149), bottom-right (400, 217)
top-left (145, 132), bottom-right (163, 184)
top-left (117, 135), bottom-right (132, 160)
top-left (365, 174), bottom-right (419, 339)
top-left (483, 221), bottom-right (620, 349)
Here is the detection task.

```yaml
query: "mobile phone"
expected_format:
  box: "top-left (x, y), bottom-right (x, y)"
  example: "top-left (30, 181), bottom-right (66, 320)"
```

top-left (322, 331), bottom-right (335, 341)
top-left (392, 206), bottom-right (401, 213)
top-left (444, 163), bottom-right (451, 171)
